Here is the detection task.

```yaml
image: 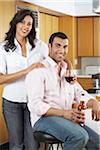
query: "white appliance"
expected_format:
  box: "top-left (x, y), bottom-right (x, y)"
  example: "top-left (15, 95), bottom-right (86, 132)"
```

top-left (85, 66), bottom-right (100, 75)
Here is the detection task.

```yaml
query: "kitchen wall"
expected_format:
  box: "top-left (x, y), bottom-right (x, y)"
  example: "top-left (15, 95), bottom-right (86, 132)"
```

top-left (80, 57), bottom-right (100, 74)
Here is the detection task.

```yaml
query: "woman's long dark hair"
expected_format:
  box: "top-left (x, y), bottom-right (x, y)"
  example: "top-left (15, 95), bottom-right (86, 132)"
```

top-left (4, 9), bottom-right (36, 52)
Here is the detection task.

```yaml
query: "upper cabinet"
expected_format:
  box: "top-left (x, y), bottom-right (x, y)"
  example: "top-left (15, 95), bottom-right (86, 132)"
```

top-left (77, 17), bottom-right (100, 57)
top-left (59, 15), bottom-right (100, 68)
top-left (77, 17), bottom-right (93, 56)
top-left (0, 1), bottom-right (15, 42)
top-left (94, 17), bottom-right (100, 56)
top-left (40, 13), bottom-right (59, 43)
top-left (59, 16), bottom-right (80, 68)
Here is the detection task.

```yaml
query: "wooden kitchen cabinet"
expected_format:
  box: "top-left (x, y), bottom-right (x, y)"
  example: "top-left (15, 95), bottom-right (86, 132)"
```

top-left (94, 17), bottom-right (100, 56)
top-left (39, 13), bottom-right (59, 43)
top-left (77, 16), bottom-right (100, 57)
top-left (0, 0), bottom-right (15, 42)
top-left (77, 17), bottom-right (94, 56)
top-left (52, 16), bottom-right (59, 33)
top-left (39, 13), bottom-right (46, 42)
top-left (77, 78), bottom-right (93, 90)
top-left (59, 16), bottom-right (80, 68)
top-left (45, 14), bottom-right (52, 44)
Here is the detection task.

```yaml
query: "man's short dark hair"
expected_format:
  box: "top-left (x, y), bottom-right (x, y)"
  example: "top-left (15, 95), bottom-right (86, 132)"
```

top-left (49, 32), bottom-right (68, 45)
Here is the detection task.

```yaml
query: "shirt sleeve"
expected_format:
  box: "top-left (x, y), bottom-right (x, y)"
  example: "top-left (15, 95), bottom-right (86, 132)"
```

top-left (25, 68), bottom-right (51, 116)
top-left (0, 45), bottom-right (7, 74)
top-left (74, 81), bottom-right (95, 104)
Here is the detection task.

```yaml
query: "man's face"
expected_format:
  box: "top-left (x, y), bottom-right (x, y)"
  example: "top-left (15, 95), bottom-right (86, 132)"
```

top-left (49, 37), bottom-right (68, 63)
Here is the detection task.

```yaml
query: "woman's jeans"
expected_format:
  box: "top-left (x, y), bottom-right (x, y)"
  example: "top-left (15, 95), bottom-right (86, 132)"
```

top-left (2, 98), bottom-right (38, 150)
top-left (33, 116), bottom-right (100, 150)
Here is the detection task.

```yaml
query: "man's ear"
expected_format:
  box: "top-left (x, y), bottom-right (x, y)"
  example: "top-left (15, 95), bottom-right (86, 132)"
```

top-left (48, 43), bottom-right (51, 49)
top-left (48, 43), bottom-right (52, 54)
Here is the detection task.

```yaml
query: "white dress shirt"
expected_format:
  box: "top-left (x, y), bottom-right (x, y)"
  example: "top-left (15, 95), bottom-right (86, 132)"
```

top-left (25, 57), bottom-right (94, 127)
top-left (0, 39), bottom-right (48, 102)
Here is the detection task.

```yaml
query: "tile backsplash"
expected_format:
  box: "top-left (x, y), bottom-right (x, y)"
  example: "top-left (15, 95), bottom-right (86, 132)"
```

top-left (81, 57), bottom-right (100, 75)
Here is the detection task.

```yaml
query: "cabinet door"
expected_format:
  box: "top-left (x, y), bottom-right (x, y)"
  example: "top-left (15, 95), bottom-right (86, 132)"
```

top-left (77, 78), bottom-right (93, 90)
top-left (94, 17), bottom-right (100, 56)
top-left (59, 16), bottom-right (79, 68)
top-left (39, 13), bottom-right (46, 42)
top-left (78, 17), bottom-right (93, 56)
top-left (52, 16), bottom-right (59, 33)
top-left (45, 14), bottom-right (52, 44)
top-left (0, 1), bottom-right (15, 42)
top-left (39, 13), bottom-right (59, 44)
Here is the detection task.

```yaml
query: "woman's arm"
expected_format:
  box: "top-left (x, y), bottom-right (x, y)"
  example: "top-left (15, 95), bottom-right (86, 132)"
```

top-left (0, 63), bottom-right (44, 84)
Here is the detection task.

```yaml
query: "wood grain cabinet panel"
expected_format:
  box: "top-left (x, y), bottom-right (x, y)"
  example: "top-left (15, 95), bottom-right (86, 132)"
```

top-left (77, 17), bottom-right (94, 56)
top-left (39, 13), bottom-right (59, 44)
top-left (77, 78), bottom-right (93, 90)
top-left (77, 17), bottom-right (100, 57)
top-left (0, 1), bottom-right (15, 42)
top-left (59, 16), bottom-right (80, 68)
top-left (39, 13), bottom-right (46, 42)
top-left (45, 14), bottom-right (52, 43)
top-left (52, 16), bottom-right (59, 33)
top-left (94, 17), bottom-right (100, 56)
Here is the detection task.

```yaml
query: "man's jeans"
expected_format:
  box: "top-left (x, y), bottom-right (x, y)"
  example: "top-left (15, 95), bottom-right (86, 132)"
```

top-left (2, 98), bottom-right (38, 150)
top-left (33, 116), bottom-right (99, 150)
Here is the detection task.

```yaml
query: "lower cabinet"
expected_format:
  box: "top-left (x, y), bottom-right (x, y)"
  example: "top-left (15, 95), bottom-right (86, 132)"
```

top-left (77, 78), bottom-right (93, 90)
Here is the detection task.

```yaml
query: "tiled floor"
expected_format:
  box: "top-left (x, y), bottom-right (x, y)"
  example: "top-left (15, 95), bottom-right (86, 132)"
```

top-left (0, 143), bottom-right (9, 150)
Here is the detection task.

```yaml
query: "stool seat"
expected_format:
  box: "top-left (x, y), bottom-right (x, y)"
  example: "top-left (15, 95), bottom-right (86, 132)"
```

top-left (34, 131), bottom-right (62, 144)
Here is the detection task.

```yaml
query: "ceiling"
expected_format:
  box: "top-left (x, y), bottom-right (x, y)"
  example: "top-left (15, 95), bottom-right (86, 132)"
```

top-left (22, 0), bottom-right (100, 16)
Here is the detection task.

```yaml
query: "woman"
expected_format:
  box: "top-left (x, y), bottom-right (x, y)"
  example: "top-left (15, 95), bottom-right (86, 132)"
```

top-left (0, 9), bottom-right (48, 150)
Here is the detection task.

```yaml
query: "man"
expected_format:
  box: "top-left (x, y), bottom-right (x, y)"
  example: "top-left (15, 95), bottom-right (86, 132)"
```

top-left (25, 32), bottom-right (100, 150)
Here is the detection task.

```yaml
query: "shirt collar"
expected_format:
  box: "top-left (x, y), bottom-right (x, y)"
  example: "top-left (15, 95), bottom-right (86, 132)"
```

top-left (46, 57), bottom-right (67, 69)
top-left (46, 57), bottom-right (68, 79)
top-left (14, 38), bottom-right (32, 55)
top-left (14, 38), bottom-right (31, 48)
top-left (46, 57), bottom-right (57, 68)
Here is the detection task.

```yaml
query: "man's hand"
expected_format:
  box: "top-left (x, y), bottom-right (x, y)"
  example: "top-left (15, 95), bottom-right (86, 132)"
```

top-left (91, 101), bottom-right (100, 121)
top-left (63, 109), bottom-right (85, 124)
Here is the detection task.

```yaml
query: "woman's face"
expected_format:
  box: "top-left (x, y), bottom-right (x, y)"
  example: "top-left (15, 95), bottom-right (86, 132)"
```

top-left (16, 15), bottom-right (33, 39)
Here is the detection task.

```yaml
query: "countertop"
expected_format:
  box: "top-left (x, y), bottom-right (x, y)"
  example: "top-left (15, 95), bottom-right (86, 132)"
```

top-left (77, 75), bottom-right (92, 78)
top-left (85, 109), bottom-right (100, 134)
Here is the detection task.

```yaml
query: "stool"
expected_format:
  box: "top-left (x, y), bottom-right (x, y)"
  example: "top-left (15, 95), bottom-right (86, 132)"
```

top-left (34, 131), bottom-right (63, 150)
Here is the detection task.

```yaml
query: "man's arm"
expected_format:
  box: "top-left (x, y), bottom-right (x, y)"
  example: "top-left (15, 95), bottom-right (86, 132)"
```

top-left (45, 108), bottom-right (64, 117)
top-left (45, 107), bottom-right (85, 124)
top-left (25, 68), bottom-right (51, 116)
top-left (86, 98), bottom-right (100, 121)
top-left (74, 81), bottom-right (100, 121)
